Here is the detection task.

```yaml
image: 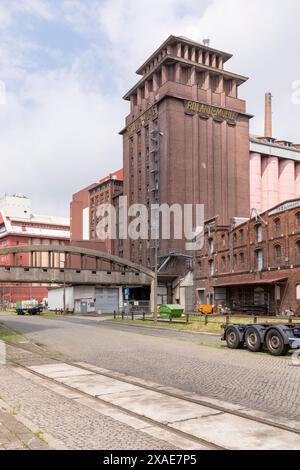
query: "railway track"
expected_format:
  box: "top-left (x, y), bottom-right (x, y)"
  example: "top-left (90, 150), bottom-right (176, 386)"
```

top-left (4, 339), bottom-right (300, 450)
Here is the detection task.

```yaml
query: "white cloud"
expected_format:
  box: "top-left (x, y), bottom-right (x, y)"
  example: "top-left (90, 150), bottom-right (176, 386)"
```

top-left (0, 4), bottom-right (12, 30)
top-left (0, 65), bottom-right (124, 216)
top-left (11, 0), bottom-right (56, 20)
top-left (0, 0), bottom-right (299, 216)
top-left (97, 0), bottom-right (300, 139)
top-left (61, 0), bottom-right (101, 33)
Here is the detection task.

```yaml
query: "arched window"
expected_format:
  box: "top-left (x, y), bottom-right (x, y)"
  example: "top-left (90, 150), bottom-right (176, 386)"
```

top-left (239, 252), bottom-right (245, 266)
top-left (296, 212), bottom-right (300, 227)
top-left (256, 249), bottom-right (264, 272)
top-left (256, 224), bottom-right (263, 243)
top-left (233, 254), bottom-right (237, 269)
top-left (274, 218), bottom-right (281, 234)
top-left (274, 245), bottom-right (282, 264)
top-left (297, 241), bottom-right (300, 256)
top-left (296, 285), bottom-right (300, 301)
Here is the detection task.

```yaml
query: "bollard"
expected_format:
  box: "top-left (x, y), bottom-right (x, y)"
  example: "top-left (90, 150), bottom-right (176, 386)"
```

top-left (131, 311), bottom-right (134, 321)
top-left (143, 312), bottom-right (146, 321)
top-left (226, 315), bottom-right (230, 325)
top-left (205, 315), bottom-right (208, 326)
top-left (114, 310), bottom-right (116, 320)
top-left (254, 316), bottom-right (257, 324)
top-left (169, 315), bottom-right (172, 323)
top-left (186, 313), bottom-right (189, 325)
top-left (122, 311), bottom-right (124, 320)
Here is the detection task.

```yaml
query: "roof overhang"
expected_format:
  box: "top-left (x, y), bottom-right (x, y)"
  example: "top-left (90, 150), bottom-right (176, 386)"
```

top-left (213, 277), bottom-right (288, 288)
top-left (124, 56), bottom-right (248, 101)
top-left (136, 35), bottom-right (232, 75)
top-left (250, 138), bottom-right (300, 161)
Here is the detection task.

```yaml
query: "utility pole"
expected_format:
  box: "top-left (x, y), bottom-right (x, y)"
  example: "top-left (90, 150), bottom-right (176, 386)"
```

top-left (153, 236), bottom-right (158, 323)
top-left (150, 123), bottom-right (161, 324)
top-left (63, 269), bottom-right (66, 313)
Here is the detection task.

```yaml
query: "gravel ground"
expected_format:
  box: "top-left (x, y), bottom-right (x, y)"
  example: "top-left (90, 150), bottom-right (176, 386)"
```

top-left (2, 315), bottom-right (300, 422)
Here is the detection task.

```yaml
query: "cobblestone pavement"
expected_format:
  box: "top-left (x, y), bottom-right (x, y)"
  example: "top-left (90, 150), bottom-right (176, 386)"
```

top-left (0, 364), bottom-right (178, 450)
top-left (0, 404), bottom-right (49, 450)
top-left (2, 315), bottom-right (300, 423)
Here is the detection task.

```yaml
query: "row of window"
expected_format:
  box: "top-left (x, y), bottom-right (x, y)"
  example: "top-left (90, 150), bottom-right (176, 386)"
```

top-left (256, 213), bottom-right (300, 242)
top-left (215, 214), bottom-right (300, 252)
top-left (204, 240), bottom-right (300, 277)
top-left (90, 191), bottom-right (111, 206)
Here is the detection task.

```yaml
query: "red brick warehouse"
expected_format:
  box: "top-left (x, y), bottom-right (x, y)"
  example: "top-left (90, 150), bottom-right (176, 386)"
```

top-left (0, 194), bottom-right (70, 304)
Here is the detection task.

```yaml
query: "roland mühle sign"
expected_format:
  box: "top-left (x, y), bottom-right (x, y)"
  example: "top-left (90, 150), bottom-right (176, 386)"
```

top-left (185, 100), bottom-right (238, 122)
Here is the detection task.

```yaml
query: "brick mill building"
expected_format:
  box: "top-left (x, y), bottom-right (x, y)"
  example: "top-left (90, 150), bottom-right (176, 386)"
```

top-left (70, 169), bottom-right (123, 254)
top-left (89, 169), bottom-right (123, 254)
top-left (196, 85), bottom-right (300, 314)
top-left (119, 35), bottom-right (252, 307)
top-left (67, 35), bottom-right (300, 313)
top-left (0, 194), bottom-right (70, 304)
top-left (119, 35), bottom-right (300, 311)
top-left (196, 199), bottom-right (300, 315)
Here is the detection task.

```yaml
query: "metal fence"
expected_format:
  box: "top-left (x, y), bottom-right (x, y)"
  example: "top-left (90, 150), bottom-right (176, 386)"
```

top-left (113, 311), bottom-right (300, 327)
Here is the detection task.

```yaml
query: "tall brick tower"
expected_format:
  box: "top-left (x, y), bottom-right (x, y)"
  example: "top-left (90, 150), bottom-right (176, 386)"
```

top-left (120, 35), bottom-right (251, 288)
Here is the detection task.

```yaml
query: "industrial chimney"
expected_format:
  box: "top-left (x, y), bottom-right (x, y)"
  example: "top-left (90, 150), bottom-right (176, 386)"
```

top-left (265, 92), bottom-right (272, 138)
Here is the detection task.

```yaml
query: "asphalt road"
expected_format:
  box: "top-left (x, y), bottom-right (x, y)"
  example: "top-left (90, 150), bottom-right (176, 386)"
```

top-left (1, 315), bottom-right (300, 422)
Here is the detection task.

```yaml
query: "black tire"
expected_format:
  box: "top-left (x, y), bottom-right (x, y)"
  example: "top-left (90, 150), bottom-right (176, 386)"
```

top-left (225, 327), bottom-right (244, 350)
top-left (265, 329), bottom-right (290, 356)
top-left (245, 327), bottom-right (262, 352)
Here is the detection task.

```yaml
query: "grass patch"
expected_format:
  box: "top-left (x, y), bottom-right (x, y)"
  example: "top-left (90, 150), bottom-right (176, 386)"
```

top-left (0, 322), bottom-right (26, 343)
top-left (9, 402), bottom-right (21, 417)
top-left (110, 318), bottom-right (223, 334)
top-left (0, 309), bottom-right (16, 316)
top-left (40, 310), bottom-right (62, 317)
top-left (33, 430), bottom-right (48, 444)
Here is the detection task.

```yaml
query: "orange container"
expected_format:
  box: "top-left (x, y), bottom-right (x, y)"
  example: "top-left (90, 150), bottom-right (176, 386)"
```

top-left (199, 305), bottom-right (214, 315)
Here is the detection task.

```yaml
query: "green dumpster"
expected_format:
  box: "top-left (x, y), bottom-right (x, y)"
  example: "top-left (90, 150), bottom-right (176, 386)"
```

top-left (158, 304), bottom-right (184, 319)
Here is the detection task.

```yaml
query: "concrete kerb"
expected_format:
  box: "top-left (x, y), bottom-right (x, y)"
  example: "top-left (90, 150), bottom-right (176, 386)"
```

top-left (0, 396), bottom-right (67, 450)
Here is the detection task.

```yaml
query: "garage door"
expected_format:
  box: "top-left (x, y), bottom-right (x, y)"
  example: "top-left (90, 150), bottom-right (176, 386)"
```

top-left (95, 288), bottom-right (119, 314)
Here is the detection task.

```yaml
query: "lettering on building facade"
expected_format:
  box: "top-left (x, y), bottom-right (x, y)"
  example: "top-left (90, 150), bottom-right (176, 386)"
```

top-left (127, 104), bottom-right (158, 134)
top-left (185, 100), bottom-right (239, 122)
top-left (269, 200), bottom-right (300, 216)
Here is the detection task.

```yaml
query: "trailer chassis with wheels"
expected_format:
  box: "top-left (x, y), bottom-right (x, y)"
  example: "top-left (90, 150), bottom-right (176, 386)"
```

top-left (222, 323), bottom-right (300, 356)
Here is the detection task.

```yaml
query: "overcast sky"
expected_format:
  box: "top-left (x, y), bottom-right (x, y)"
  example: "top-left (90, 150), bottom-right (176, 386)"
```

top-left (0, 0), bottom-right (299, 217)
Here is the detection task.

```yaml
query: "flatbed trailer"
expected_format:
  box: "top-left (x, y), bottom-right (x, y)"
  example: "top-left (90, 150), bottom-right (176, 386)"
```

top-left (222, 323), bottom-right (300, 356)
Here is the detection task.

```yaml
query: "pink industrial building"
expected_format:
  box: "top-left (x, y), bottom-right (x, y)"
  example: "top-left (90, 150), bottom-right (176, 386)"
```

top-left (249, 94), bottom-right (300, 214)
top-left (250, 138), bottom-right (300, 213)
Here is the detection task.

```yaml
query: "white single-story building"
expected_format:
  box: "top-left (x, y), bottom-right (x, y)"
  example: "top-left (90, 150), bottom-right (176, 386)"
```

top-left (48, 285), bottom-right (123, 314)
